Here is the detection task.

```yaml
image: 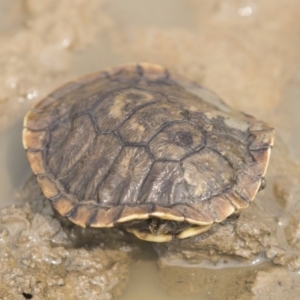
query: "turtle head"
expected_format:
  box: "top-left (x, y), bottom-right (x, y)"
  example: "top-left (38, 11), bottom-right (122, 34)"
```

top-left (121, 218), bottom-right (212, 242)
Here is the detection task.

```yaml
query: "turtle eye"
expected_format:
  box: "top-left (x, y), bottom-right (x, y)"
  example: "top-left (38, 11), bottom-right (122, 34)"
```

top-left (259, 178), bottom-right (266, 191)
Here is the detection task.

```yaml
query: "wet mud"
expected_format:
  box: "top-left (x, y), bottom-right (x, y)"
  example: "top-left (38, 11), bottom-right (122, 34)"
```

top-left (0, 176), bottom-right (140, 300)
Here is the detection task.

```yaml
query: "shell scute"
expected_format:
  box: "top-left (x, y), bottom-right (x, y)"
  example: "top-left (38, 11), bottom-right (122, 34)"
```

top-left (51, 195), bottom-right (76, 216)
top-left (149, 121), bottom-right (203, 160)
top-left (59, 133), bottom-right (122, 201)
top-left (118, 101), bottom-right (187, 143)
top-left (182, 149), bottom-right (235, 200)
top-left (26, 151), bottom-right (46, 175)
top-left (138, 162), bottom-right (188, 205)
top-left (97, 146), bottom-right (152, 205)
top-left (92, 87), bottom-right (158, 133)
top-left (22, 128), bottom-right (47, 150)
top-left (48, 114), bottom-right (96, 177)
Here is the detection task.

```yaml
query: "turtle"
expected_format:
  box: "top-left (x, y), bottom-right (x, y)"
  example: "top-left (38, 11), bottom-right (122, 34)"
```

top-left (22, 63), bottom-right (275, 242)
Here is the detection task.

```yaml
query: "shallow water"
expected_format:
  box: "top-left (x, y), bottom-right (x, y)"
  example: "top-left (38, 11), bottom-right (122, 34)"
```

top-left (1, 1), bottom-right (300, 299)
top-left (0, 121), bottom-right (30, 207)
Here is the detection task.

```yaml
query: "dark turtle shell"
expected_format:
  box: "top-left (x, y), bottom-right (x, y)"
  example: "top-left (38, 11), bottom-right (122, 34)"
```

top-left (23, 63), bottom-right (274, 242)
